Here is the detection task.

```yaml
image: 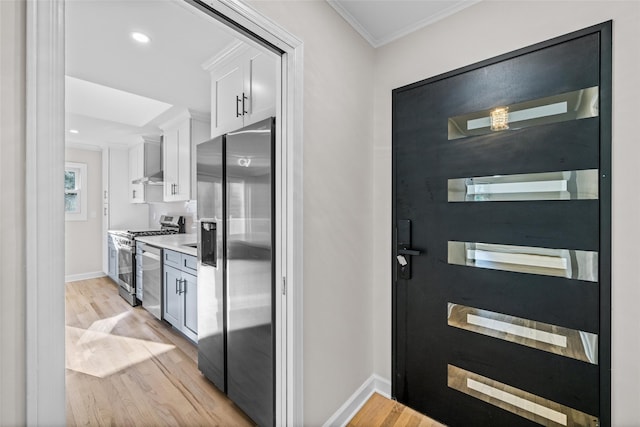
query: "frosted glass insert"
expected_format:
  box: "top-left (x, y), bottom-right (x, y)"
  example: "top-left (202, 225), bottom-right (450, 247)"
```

top-left (448, 303), bottom-right (598, 364)
top-left (448, 365), bottom-right (599, 426)
top-left (448, 169), bottom-right (599, 202)
top-left (448, 86), bottom-right (599, 140)
top-left (448, 241), bottom-right (598, 282)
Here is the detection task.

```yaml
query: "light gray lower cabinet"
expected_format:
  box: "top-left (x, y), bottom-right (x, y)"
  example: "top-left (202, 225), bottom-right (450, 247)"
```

top-left (183, 271), bottom-right (198, 336)
top-left (163, 249), bottom-right (198, 342)
top-left (107, 235), bottom-right (118, 282)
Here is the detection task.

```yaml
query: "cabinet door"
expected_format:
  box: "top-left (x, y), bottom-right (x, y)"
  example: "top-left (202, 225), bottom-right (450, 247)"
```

top-left (163, 126), bottom-right (179, 200)
top-left (174, 119), bottom-right (192, 201)
top-left (211, 64), bottom-right (244, 137)
top-left (163, 265), bottom-right (182, 327)
top-left (129, 144), bottom-right (145, 203)
top-left (245, 49), bottom-right (277, 126)
top-left (108, 240), bottom-right (117, 281)
top-left (182, 271), bottom-right (198, 341)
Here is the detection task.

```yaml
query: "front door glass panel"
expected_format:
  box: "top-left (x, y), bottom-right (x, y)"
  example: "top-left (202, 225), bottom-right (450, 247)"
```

top-left (448, 241), bottom-right (598, 281)
top-left (448, 365), bottom-right (599, 426)
top-left (448, 169), bottom-right (599, 202)
top-left (448, 86), bottom-right (599, 140)
top-left (448, 303), bottom-right (598, 364)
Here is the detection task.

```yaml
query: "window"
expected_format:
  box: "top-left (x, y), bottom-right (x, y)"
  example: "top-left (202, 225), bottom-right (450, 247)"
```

top-left (65, 162), bottom-right (87, 221)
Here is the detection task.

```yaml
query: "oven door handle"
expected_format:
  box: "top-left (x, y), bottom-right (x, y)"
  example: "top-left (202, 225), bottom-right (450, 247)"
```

top-left (142, 251), bottom-right (161, 261)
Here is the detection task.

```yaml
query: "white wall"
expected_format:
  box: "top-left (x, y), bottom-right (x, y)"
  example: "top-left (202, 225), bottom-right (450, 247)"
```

top-left (249, 1), bottom-right (376, 424)
top-left (65, 147), bottom-right (104, 278)
top-left (372, 1), bottom-right (640, 425)
top-left (0, 0), bottom-right (26, 425)
top-left (148, 200), bottom-right (198, 234)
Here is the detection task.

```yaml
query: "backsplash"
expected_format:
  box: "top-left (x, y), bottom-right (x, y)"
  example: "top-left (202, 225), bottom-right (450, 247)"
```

top-left (149, 200), bottom-right (197, 234)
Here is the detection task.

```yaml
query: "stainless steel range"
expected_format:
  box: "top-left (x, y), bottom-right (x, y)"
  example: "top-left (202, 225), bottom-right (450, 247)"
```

top-left (109, 215), bottom-right (185, 306)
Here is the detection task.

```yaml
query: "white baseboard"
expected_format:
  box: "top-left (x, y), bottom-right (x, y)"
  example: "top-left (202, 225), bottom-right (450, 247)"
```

top-left (323, 374), bottom-right (392, 427)
top-left (65, 271), bottom-right (106, 283)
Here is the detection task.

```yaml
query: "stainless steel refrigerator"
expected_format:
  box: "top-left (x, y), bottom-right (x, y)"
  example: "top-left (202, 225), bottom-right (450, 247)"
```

top-left (196, 117), bottom-right (274, 427)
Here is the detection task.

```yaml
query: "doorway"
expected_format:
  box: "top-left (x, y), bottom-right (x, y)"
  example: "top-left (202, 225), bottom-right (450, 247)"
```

top-left (26, 1), bottom-right (303, 425)
top-left (392, 23), bottom-right (611, 426)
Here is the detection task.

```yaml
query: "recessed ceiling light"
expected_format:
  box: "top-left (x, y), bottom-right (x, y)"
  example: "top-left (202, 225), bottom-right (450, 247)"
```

top-left (131, 32), bottom-right (151, 44)
top-left (69, 129), bottom-right (79, 134)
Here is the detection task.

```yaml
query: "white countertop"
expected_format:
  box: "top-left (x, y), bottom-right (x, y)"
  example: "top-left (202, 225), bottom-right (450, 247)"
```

top-left (135, 234), bottom-right (198, 257)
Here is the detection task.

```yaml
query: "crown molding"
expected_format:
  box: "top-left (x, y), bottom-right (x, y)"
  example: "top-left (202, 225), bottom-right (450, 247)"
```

top-left (201, 39), bottom-right (246, 72)
top-left (327, 0), bottom-right (481, 48)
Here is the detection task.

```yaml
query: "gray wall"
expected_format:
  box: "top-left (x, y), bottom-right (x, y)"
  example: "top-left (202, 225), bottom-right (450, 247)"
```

top-left (0, 0), bottom-right (26, 425)
top-left (249, 1), bottom-right (376, 424)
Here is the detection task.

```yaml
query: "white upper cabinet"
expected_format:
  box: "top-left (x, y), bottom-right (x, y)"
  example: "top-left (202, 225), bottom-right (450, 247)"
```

top-left (160, 110), bottom-right (209, 202)
top-left (204, 43), bottom-right (277, 137)
top-left (129, 143), bottom-right (145, 203)
top-left (128, 136), bottom-right (161, 204)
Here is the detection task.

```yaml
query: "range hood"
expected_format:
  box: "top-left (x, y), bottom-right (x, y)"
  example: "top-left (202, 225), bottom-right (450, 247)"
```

top-left (131, 136), bottom-right (163, 185)
top-left (132, 170), bottom-right (163, 185)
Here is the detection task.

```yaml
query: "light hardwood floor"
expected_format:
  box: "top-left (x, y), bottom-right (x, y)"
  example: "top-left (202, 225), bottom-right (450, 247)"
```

top-left (348, 393), bottom-right (444, 427)
top-left (65, 276), bottom-right (255, 426)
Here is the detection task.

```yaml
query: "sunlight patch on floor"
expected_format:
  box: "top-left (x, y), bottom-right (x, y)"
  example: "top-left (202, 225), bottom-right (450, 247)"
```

top-left (66, 325), bottom-right (175, 378)
top-left (75, 311), bottom-right (131, 345)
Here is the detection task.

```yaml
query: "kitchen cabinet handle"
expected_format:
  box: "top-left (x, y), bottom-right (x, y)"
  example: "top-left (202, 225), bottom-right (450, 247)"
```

top-left (242, 93), bottom-right (248, 115)
top-left (181, 278), bottom-right (186, 295)
top-left (104, 190), bottom-right (107, 199)
top-left (175, 277), bottom-right (179, 294)
top-left (104, 207), bottom-right (107, 216)
top-left (236, 95), bottom-right (241, 118)
top-left (132, 189), bottom-right (136, 199)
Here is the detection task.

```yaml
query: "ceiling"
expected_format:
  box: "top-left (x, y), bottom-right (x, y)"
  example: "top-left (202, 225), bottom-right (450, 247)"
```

top-left (66, 0), bottom-right (479, 149)
top-left (65, 0), bottom-right (238, 148)
top-left (327, 0), bottom-right (480, 48)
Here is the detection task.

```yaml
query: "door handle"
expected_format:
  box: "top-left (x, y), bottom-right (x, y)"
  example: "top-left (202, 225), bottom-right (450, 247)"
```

top-left (242, 93), bottom-right (248, 115)
top-left (397, 219), bottom-right (422, 280)
top-left (398, 248), bottom-right (421, 256)
top-left (236, 95), bottom-right (242, 117)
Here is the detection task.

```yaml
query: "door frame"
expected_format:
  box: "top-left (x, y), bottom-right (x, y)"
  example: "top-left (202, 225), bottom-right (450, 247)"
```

top-left (391, 21), bottom-right (612, 423)
top-left (25, 0), bottom-right (304, 425)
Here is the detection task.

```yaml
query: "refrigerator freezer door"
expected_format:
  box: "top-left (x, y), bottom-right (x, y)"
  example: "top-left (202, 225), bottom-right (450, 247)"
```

top-left (196, 136), bottom-right (226, 391)
top-left (226, 117), bottom-right (275, 427)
